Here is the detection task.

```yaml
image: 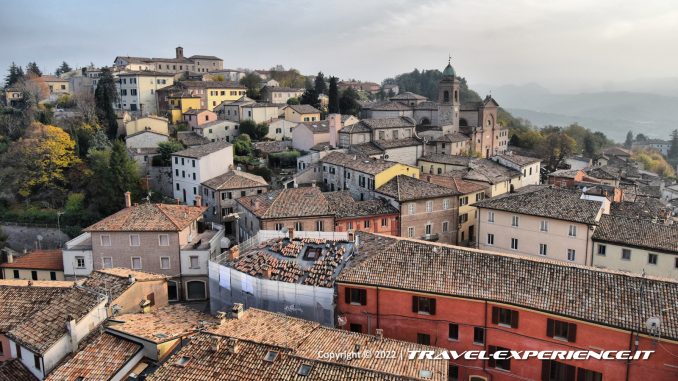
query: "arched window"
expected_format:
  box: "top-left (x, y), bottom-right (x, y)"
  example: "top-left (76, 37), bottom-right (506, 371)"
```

top-left (443, 91), bottom-right (450, 103)
top-left (459, 118), bottom-right (468, 127)
top-left (186, 280), bottom-right (206, 300)
top-left (454, 90), bottom-right (458, 102)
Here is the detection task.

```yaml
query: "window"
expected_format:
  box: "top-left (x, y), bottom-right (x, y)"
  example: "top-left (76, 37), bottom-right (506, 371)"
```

top-left (298, 364), bottom-right (312, 376)
top-left (510, 238), bottom-right (518, 250)
top-left (540, 220), bottom-right (549, 232)
top-left (492, 307), bottom-right (519, 328)
top-left (381, 218), bottom-right (388, 227)
top-left (448, 364), bottom-right (459, 381)
top-left (408, 203), bottom-right (416, 215)
top-left (488, 211), bottom-right (495, 223)
top-left (413, 296), bottom-right (436, 315)
top-left (458, 213), bottom-right (468, 224)
top-left (487, 234), bottom-right (495, 245)
top-left (100, 234), bottom-right (111, 246)
top-left (31, 271), bottom-right (38, 280)
top-left (295, 222), bottom-right (303, 231)
top-left (460, 196), bottom-right (469, 206)
top-left (76, 256), bottom-right (85, 269)
top-left (364, 219), bottom-right (370, 228)
top-left (167, 280), bottom-right (178, 301)
top-left (131, 257), bottom-right (142, 270)
top-left (511, 215), bottom-right (519, 227)
top-left (13, 269), bottom-right (19, 279)
top-left (50, 271), bottom-right (56, 280)
top-left (648, 253), bottom-right (658, 265)
top-left (316, 220), bottom-right (324, 231)
top-left (576, 368), bottom-right (603, 381)
top-left (159, 234), bottom-right (169, 246)
top-left (186, 280), bottom-right (206, 300)
top-left (350, 323), bottom-right (362, 333)
top-left (102, 257), bottom-right (113, 268)
top-left (473, 327), bottom-right (485, 344)
top-left (34, 354), bottom-right (41, 370)
top-left (0, 341), bottom-right (3, 356)
top-left (426, 201), bottom-right (432, 213)
top-left (274, 223), bottom-right (284, 231)
top-left (443, 198), bottom-right (449, 209)
top-left (160, 257), bottom-right (170, 269)
top-left (448, 323), bottom-right (459, 340)
top-left (129, 234), bottom-right (140, 246)
top-left (567, 249), bottom-right (576, 262)
top-left (488, 345), bottom-right (511, 371)
top-left (568, 225), bottom-right (577, 237)
top-left (442, 221), bottom-right (449, 232)
top-left (547, 318), bottom-right (577, 342)
top-left (622, 249), bottom-right (631, 261)
top-left (540, 244), bottom-right (548, 256)
top-left (408, 227), bottom-right (415, 238)
top-left (416, 333), bottom-right (431, 345)
top-left (541, 360), bottom-right (576, 381)
top-left (16, 342), bottom-right (21, 359)
top-left (597, 244), bottom-right (606, 256)
top-left (189, 256), bottom-right (199, 269)
top-left (345, 287), bottom-right (367, 305)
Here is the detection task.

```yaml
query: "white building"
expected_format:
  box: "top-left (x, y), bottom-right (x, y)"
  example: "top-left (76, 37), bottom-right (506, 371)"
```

top-left (266, 118), bottom-right (297, 141)
top-left (193, 119), bottom-right (240, 143)
top-left (115, 71), bottom-right (175, 116)
top-left (491, 152), bottom-right (542, 188)
top-left (172, 142), bottom-right (234, 205)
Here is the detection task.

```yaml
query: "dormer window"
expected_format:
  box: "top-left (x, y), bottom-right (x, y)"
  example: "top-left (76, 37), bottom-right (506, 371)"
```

top-left (175, 356), bottom-right (191, 367)
top-left (297, 364), bottom-right (312, 376)
top-left (264, 350), bottom-right (279, 362)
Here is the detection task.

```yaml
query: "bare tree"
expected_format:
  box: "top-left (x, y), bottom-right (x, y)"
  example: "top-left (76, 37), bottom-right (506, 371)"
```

top-left (73, 88), bottom-right (97, 123)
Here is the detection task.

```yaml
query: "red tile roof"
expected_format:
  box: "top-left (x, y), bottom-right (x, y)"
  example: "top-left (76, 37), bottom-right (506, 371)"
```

top-left (84, 203), bottom-right (206, 232)
top-left (0, 250), bottom-right (63, 271)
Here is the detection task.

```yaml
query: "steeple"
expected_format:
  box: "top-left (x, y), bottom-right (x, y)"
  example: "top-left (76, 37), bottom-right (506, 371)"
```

top-left (442, 53), bottom-right (455, 78)
top-left (437, 55), bottom-right (460, 131)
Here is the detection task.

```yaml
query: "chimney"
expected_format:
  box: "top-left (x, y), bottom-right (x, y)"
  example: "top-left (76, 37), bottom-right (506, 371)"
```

top-left (211, 336), bottom-right (221, 352)
top-left (6, 252), bottom-right (13, 264)
top-left (262, 264), bottom-right (273, 279)
top-left (140, 299), bottom-right (152, 313)
top-left (124, 191), bottom-right (132, 208)
top-left (195, 195), bottom-right (202, 207)
top-left (176, 198), bottom-right (180, 205)
top-left (231, 303), bottom-right (244, 319)
top-left (328, 113), bottom-right (342, 148)
top-left (229, 245), bottom-right (240, 261)
top-left (227, 338), bottom-right (239, 354)
top-left (375, 328), bottom-right (384, 340)
top-left (288, 227), bottom-right (295, 240)
top-left (216, 311), bottom-right (227, 325)
top-left (66, 315), bottom-right (78, 353)
top-left (176, 46), bottom-right (184, 59)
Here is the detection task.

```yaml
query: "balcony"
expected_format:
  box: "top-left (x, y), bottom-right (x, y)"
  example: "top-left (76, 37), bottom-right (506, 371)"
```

top-left (421, 233), bottom-right (439, 242)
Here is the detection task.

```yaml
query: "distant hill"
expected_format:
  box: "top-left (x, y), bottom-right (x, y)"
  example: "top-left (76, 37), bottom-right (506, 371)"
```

top-left (473, 83), bottom-right (678, 142)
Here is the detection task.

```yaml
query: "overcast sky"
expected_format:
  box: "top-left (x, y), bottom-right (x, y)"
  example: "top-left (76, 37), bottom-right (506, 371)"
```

top-left (2, 0), bottom-right (677, 93)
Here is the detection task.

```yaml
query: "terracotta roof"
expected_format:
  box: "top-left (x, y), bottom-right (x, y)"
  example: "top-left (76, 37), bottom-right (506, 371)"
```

top-left (188, 54), bottom-right (222, 60)
top-left (203, 308), bottom-right (447, 380)
top-left (431, 132), bottom-right (470, 143)
top-left (362, 100), bottom-right (413, 111)
top-left (602, 146), bottom-right (631, 157)
top-left (474, 186), bottom-right (603, 225)
top-left (173, 141), bottom-right (231, 159)
top-left (322, 151), bottom-right (409, 175)
top-left (44, 333), bottom-right (142, 381)
top-left (183, 108), bottom-right (210, 115)
top-left (0, 284), bottom-right (71, 333)
top-left (377, 175), bottom-right (459, 202)
top-left (202, 170), bottom-right (268, 190)
top-left (592, 215), bottom-right (678, 253)
top-left (361, 117), bottom-right (415, 129)
top-left (237, 187), bottom-right (333, 219)
top-left (109, 304), bottom-right (217, 343)
top-left (338, 232), bottom-right (678, 341)
top-left (325, 191), bottom-right (399, 219)
top-left (610, 197), bottom-right (669, 220)
top-left (389, 91), bottom-right (427, 101)
top-left (296, 120), bottom-right (329, 134)
top-left (349, 142), bottom-right (384, 156)
top-left (82, 268), bottom-right (167, 301)
top-left (549, 168), bottom-right (583, 179)
top-left (8, 287), bottom-right (105, 354)
top-left (84, 203), bottom-right (206, 232)
top-left (254, 140), bottom-right (292, 154)
top-left (0, 249), bottom-right (63, 270)
top-left (0, 359), bottom-right (37, 381)
top-left (340, 121), bottom-right (372, 134)
top-left (176, 131), bottom-right (210, 146)
top-left (493, 153), bottom-right (541, 166)
top-left (586, 166), bottom-right (620, 180)
top-left (175, 80), bottom-right (245, 89)
top-left (286, 104), bottom-right (320, 114)
top-left (423, 174), bottom-right (489, 195)
top-left (419, 153), bottom-right (473, 166)
top-left (374, 137), bottom-right (422, 149)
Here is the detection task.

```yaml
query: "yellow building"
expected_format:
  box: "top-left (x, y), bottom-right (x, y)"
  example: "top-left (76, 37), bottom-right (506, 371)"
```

top-left (125, 115), bottom-right (170, 136)
top-left (166, 94), bottom-right (202, 124)
top-left (206, 86), bottom-right (247, 110)
top-left (158, 81), bottom-right (246, 123)
top-left (284, 104), bottom-right (321, 122)
top-left (0, 250), bottom-right (65, 281)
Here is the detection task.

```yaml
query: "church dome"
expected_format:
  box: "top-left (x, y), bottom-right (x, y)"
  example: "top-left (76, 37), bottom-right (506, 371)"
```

top-left (442, 62), bottom-right (455, 77)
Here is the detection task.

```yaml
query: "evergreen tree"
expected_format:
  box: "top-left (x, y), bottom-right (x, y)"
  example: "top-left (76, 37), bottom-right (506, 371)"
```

top-left (87, 141), bottom-right (141, 216)
top-left (636, 133), bottom-right (648, 142)
top-left (25, 62), bottom-right (42, 77)
top-left (328, 76), bottom-right (339, 114)
top-left (94, 68), bottom-right (119, 139)
top-left (55, 61), bottom-right (72, 76)
top-left (239, 73), bottom-right (262, 99)
top-left (668, 129), bottom-right (678, 159)
top-left (624, 131), bottom-right (634, 148)
top-left (4, 62), bottom-right (24, 87)
top-left (299, 88), bottom-right (320, 109)
top-left (314, 72), bottom-right (327, 95)
top-left (339, 87), bottom-right (361, 116)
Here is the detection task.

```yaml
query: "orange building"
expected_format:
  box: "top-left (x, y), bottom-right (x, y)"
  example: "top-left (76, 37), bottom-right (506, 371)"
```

top-left (325, 191), bottom-right (400, 237)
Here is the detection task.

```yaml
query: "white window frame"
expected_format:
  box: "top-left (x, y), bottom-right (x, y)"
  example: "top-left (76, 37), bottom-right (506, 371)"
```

top-left (567, 249), bottom-right (576, 262)
top-left (488, 211), bottom-right (495, 223)
top-left (540, 220), bottom-right (549, 232)
top-left (510, 238), bottom-right (518, 250)
top-left (442, 221), bottom-right (449, 233)
top-left (160, 256), bottom-right (171, 270)
top-left (539, 244), bottom-right (547, 256)
top-left (511, 215), bottom-right (519, 227)
top-left (487, 234), bottom-right (494, 245)
top-left (75, 256), bottom-right (86, 269)
top-left (568, 225), bottom-right (577, 237)
top-left (407, 227), bottom-right (415, 238)
top-left (443, 198), bottom-right (449, 210)
top-left (131, 256), bottom-right (142, 270)
top-left (102, 257), bottom-right (113, 268)
top-left (100, 234), bottom-right (111, 247)
top-left (129, 234), bottom-right (140, 247)
top-left (189, 256), bottom-right (200, 269)
top-left (426, 201), bottom-right (433, 213)
top-left (408, 203), bottom-right (416, 215)
top-left (158, 234), bottom-right (170, 246)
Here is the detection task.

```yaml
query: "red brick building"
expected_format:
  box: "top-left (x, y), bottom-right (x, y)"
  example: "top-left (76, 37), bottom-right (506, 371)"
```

top-left (325, 191), bottom-right (400, 237)
top-left (336, 233), bottom-right (678, 381)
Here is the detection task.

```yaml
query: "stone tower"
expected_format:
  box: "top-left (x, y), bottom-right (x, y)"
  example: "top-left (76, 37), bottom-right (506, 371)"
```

top-left (437, 57), bottom-right (460, 132)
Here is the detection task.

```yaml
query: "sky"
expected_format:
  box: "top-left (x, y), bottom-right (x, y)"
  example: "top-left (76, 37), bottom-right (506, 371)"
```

top-left (2, 0), bottom-right (678, 93)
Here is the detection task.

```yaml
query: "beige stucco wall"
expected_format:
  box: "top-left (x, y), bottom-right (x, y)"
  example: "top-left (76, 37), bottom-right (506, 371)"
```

top-left (1, 268), bottom-right (64, 281)
top-left (592, 242), bottom-right (678, 279)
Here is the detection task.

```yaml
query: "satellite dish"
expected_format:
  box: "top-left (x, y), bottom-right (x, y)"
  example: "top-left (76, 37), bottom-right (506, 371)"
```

top-left (645, 317), bottom-right (661, 333)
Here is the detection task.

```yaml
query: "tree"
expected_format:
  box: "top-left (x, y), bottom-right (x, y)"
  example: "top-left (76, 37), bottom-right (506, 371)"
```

top-left (73, 88), bottom-right (97, 123)
top-left (339, 87), bottom-right (361, 116)
top-left (314, 72), bottom-right (327, 95)
top-left (624, 131), bottom-right (634, 149)
top-left (239, 120), bottom-right (269, 140)
top-left (635, 133), bottom-right (648, 142)
top-left (94, 68), bottom-right (119, 139)
top-left (328, 76), bottom-right (339, 114)
top-left (55, 61), bottom-right (72, 76)
top-left (233, 134), bottom-right (253, 156)
top-left (86, 141), bottom-right (141, 216)
top-left (299, 88), bottom-right (320, 109)
top-left (157, 139), bottom-right (184, 166)
top-left (25, 62), bottom-right (42, 77)
top-left (537, 130), bottom-right (577, 171)
top-left (239, 73), bottom-right (262, 99)
top-left (4, 62), bottom-right (24, 87)
top-left (668, 129), bottom-right (678, 159)
top-left (286, 97), bottom-right (300, 105)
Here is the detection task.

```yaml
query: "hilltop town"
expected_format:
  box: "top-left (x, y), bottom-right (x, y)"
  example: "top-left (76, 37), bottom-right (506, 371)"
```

top-left (0, 46), bottom-right (677, 381)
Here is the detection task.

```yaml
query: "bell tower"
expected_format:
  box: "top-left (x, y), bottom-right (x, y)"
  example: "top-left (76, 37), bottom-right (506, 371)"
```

top-left (437, 55), bottom-right (460, 132)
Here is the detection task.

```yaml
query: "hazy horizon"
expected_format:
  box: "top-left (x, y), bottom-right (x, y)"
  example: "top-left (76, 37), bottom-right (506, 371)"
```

top-left (2, 0), bottom-right (678, 94)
